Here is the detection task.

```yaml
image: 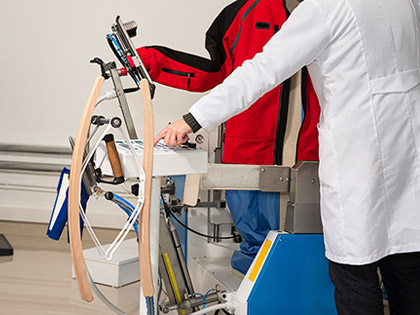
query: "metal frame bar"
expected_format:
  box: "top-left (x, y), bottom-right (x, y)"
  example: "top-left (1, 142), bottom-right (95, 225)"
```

top-left (0, 144), bottom-right (71, 156)
top-left (109, 67), bottom-right (138, 139)
top-left (201, 163), bottom-right (291, 192)
top-left (0, 161), bottom-right (66, 173)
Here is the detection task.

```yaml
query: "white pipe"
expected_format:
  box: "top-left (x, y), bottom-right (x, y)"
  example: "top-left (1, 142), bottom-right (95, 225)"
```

top-left (188, 303), bottom-right (229, 315)
top-left (95, 90), bottom-right (117, 107)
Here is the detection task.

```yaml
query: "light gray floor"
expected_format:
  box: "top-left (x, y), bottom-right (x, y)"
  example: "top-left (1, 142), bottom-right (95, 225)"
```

top-left (0, 221), bottom-right (140, 315)
top-left (0, 221), bottom-right (391, 315)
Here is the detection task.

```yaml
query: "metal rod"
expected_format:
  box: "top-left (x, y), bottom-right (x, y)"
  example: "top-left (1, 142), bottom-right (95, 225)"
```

top-left (109, 67), bottom-right (138, 139)
top-left (213, 224), bottom-right (220, 243)
top-left (167, 217), bottom-right (196, 298)
top-left (0, 144), bottom-right (71, 156)
top-left (195, 201), bottom-right (226, 208)
top-left (182, 291), bottom-right (220, 309)
top-left (0, 183), bottom-right (56, 193)
top-left (0, 161), bottom-right (66, 173)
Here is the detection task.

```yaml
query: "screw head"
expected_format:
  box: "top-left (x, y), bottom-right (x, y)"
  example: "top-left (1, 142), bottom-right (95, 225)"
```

top-left (195, 134), bottom-right (205, 144)
top-left (111, 117), bottom-right (122, 128)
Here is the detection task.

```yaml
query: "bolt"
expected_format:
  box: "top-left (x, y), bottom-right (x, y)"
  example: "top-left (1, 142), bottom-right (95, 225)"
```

top-left (195, 134), bottom-right (205, 144)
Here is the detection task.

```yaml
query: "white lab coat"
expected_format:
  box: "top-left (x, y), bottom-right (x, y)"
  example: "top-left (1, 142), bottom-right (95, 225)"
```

top-left (189, 0), bottom-right (420, 264)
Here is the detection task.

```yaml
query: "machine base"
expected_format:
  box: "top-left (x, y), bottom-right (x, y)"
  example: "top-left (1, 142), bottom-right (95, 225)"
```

top-left (72, 238), bottom-right (139, 287)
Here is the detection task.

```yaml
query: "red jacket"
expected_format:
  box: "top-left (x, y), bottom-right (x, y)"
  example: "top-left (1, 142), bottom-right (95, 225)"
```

top-left (138, 0), bottom-right (319, 164)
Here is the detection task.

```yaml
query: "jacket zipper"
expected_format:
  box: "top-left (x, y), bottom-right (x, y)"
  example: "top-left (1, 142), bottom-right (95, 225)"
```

top-left (273, 78), bottom-right (291, 165)
top-left (162, 68), bottom-right (195, 89)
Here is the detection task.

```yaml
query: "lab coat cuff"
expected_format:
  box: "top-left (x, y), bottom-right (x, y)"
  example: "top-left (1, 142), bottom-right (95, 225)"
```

top-left (188, 107), bottom-right (217, 132)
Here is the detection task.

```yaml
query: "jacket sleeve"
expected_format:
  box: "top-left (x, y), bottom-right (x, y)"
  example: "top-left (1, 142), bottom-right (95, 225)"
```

top-left (137, 1), bottom-right (247, 92)
top-left (137, 45), bottom-right (231, 92)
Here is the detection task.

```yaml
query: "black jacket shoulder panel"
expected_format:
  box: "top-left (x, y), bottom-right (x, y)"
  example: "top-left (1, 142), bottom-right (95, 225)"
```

top-left (151, 0), bottom-right (249, 72)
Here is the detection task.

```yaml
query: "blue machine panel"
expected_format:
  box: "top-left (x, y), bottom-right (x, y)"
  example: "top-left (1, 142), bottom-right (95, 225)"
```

top-left (248, 233), bottom-right (336, 315)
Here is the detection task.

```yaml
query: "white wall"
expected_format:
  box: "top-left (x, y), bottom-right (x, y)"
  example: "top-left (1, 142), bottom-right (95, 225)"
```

top-left (0, 0), bottom-right (233, 226)
top-left (0, 0), bottom-right (300, 226)
top-left (0, 0), bottom-right (233, 147)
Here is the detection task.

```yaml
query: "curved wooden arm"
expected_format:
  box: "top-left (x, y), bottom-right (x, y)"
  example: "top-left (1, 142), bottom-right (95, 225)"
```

top-left (68, 76), bottom-right (105, 302)
top-left (138, 79), bottom-right (155, 297)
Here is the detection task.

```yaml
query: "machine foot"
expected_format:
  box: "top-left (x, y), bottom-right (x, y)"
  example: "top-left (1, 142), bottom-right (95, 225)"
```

top-left (0, 234), bottom-right (13, 256)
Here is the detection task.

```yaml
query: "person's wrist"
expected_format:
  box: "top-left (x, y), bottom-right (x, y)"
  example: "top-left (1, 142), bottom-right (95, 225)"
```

top-left (182, 112), bottom-right (202, 133)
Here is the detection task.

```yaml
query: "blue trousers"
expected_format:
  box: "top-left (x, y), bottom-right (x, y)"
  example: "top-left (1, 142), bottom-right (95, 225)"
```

top-left (226, 190), bottom-right (280, 274)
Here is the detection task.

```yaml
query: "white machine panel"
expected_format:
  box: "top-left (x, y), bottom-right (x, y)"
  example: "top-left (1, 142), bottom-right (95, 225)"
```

top-left (96, 139), bottom-right (208, 177)
top-left (72, 238), bottom-right (140, 288)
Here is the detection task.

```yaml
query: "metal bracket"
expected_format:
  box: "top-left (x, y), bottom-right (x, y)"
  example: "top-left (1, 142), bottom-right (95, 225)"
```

top-left (259, 166), bottom-right (291, 192)
top-left (201, 164), bottom-right (290, 192)
top-left (285, 161), bottom-right (322, 234)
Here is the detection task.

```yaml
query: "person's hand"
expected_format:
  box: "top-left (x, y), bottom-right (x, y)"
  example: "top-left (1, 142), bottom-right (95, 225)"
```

top-left (154, 119), bottom-right (193, 146)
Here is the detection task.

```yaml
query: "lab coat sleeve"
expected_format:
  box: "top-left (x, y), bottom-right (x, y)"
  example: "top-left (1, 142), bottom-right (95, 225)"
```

top-left (189, 0), bottom-right (331, 132)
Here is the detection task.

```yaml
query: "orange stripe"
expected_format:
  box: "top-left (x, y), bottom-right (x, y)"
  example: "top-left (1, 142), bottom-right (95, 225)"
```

top-left (249, 239), bottom-right (272, 282)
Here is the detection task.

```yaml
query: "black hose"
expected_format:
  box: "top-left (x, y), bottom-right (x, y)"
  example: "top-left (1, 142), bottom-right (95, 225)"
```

top-left (161, 194), bottom-right (234, 240)
top-left (169, 210), bottom-right (235, 240)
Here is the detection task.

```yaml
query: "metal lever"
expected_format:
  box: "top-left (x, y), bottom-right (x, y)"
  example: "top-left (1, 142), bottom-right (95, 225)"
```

top-left (90, 57), bottom-right (110, 79)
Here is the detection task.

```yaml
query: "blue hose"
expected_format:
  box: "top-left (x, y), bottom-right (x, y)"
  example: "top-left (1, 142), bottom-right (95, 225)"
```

top-left (107, 34), bottom-right (127, 63)
top-left (111, 193), bottom-right (139, 238)
top-left (146, 296), bottom-right (155, 315)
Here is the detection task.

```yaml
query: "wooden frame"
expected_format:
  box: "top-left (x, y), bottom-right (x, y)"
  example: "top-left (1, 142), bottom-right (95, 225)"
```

top-left (68, 77), bottom-right (155, 301)
top-left (68, 76), bottom-right (104, 302)
top-left (138, 79), bottom-right (154, 297)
